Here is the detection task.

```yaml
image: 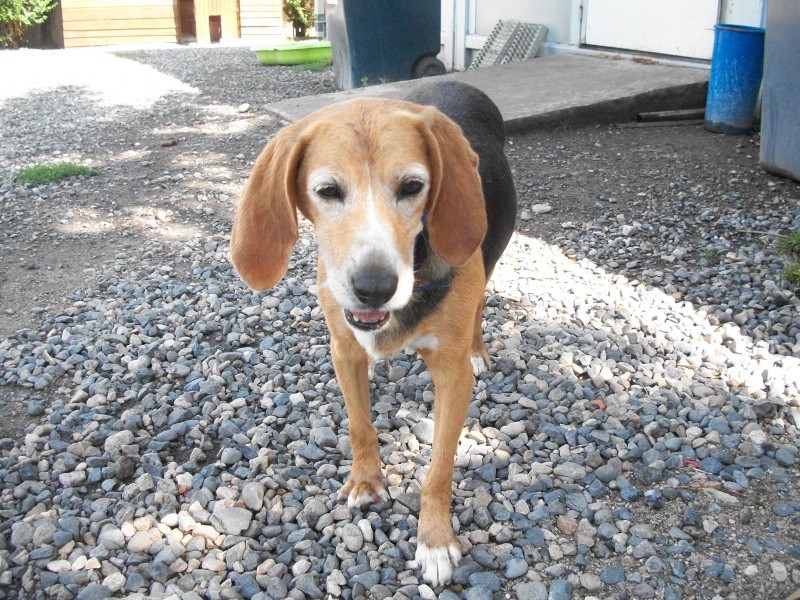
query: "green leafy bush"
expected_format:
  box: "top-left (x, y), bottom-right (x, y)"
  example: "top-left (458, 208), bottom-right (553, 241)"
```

top-left (283, 0), bottom-right (314, 38)
top-left (0, 0), bottom-right (56, 47)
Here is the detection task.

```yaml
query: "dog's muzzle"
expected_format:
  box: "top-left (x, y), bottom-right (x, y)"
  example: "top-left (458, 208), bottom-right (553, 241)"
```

top-left (345, 308), bottom-right (391, 331)
top-left (345, 264), bottom-right (398, 331)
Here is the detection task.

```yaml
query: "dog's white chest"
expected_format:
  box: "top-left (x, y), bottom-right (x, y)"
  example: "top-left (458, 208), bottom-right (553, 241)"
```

top-left (352, 328), bottom-right (439, 361)
top-left (406, 334), bottom-right (439, 352)
top-left (352, 329), bottom-right (386, 361)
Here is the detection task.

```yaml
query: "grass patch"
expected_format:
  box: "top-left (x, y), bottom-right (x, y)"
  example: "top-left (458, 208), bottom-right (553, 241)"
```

top-left (297, 60), bottom-right (331, 72)
top-left (15, 162), bottom-right (94, 185)
top-left (783, 261), bottom-right (800, 286)
top-left (776, 230), bottom-right (800, 285)
top-left (776, 231), bottom-right (800, 257)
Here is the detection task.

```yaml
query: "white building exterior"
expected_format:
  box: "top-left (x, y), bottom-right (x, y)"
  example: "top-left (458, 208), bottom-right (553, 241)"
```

top-left (440, 0), bottom-right (767, 71)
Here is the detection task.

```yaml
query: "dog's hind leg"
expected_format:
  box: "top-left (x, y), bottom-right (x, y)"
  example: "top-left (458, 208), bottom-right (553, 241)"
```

top-left (331, 336), bottom-right (387, 507)
top-left (469, 297), bottom-right (489, 376)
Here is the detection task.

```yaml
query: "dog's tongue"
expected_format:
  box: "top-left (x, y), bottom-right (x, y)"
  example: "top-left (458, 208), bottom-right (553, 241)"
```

top-left (350, 309), bottom-right (389, 323)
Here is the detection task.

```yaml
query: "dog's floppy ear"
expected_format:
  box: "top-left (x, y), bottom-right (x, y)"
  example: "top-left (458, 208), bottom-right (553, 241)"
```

top-left (230, 121), bottom-right (309, 290)
top-left (418, 107), bottom-right (487, 267)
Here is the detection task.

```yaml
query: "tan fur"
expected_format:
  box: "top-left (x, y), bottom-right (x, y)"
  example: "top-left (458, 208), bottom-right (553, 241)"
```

top-left (415, 107), bottom-right (488, 266)
top-left (414, 250), bottom-right (487, 551)
top-left (471, 297), bottom-right (490, 365)
top-left (296, 107), bottom-right (431, 283)
top-left (231, 99), bottom-right (488, 291)
top-left (231, 97), bottom-right (494, 585)
top-left (230, 119), bottom-right (310, 290)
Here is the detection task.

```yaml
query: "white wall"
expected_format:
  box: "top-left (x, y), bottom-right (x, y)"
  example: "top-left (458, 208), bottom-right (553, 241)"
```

top-left (440, 0), bottom-right (576, 70)
top-left (440, 0), bottom-right (766, 71)
top-left (474, 0), bottom-right (573, 44)
top-left (722, 0), bottom-right (767, 26)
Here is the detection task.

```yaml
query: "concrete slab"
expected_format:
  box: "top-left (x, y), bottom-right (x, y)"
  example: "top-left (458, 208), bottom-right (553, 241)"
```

top-left (264, 53), bottom-right (709, 133)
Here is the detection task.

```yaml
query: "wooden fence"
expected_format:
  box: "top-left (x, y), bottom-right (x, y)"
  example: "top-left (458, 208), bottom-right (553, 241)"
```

top-left (61, 0), bottom-right (180, 48)
top-left (59, 0), bottom-right (283, 48)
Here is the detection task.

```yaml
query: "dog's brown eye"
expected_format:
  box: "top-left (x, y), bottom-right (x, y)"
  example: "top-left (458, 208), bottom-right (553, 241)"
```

top-left (316, 184), bottom-right (343, 201)
top-left (399, 179), bottom-right (424, 198)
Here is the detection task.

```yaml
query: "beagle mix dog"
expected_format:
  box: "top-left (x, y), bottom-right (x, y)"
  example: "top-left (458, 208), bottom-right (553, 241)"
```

top-left (231, 81), bottom-right (517, 586)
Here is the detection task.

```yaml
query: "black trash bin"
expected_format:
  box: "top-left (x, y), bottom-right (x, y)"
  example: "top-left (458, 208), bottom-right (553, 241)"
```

top-left (327, 0), bottom-right (446, 90)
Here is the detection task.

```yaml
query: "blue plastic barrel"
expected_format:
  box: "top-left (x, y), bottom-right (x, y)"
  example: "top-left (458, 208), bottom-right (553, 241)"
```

top-left (704, 24), bottom-right (765, 134)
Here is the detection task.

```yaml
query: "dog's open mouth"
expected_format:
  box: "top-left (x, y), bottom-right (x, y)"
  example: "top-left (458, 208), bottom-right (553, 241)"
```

top-left (345, 309), bottom-right (391, 331)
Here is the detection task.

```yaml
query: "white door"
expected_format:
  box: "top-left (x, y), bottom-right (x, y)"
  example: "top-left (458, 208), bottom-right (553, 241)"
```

top-left (584, 0), bottom-right (718, 60)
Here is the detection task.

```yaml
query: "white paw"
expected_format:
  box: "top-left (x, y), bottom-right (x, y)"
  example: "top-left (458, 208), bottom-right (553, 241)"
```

top-left (413, 543), bottom-right (461, 587)
top-left (470, 356), bottom-right (487, 377)
top-left (342, 486), bottom-right (388, 508)
top-left (368, 360), bottom-right (375, 381)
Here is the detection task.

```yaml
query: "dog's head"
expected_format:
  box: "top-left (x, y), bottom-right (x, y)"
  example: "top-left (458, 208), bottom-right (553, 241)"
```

top-left (230, 98), bottom-right (487, 332)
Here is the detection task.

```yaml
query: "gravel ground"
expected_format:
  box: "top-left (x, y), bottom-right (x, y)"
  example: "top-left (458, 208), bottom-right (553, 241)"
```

top-left (1, 46), bottom-right (799, 600)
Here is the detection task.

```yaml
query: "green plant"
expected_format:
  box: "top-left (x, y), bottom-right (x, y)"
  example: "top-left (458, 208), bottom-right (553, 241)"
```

top-left (776, 230), bottom-right (800, 285)
top-left (783, 261), bottom-right (800, 285)
top-left (0, 0), bottom-right (56, 47)
top-left (700, 248), bottom-right (717, 260)
top-left (15, 163), bottom-right (94, 184)
top-left (297, 59), bottom-right (331, 72)
top-left (776, 231), bottom-right (800, 256)
top-left (283, 0), bottom-right (314, 38)
top-left (360, 75), bottom-right (389, 87)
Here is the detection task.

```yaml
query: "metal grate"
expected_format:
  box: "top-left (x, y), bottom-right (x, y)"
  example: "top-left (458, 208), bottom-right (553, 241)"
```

top-left (469, 20), bottom-right (548, 70)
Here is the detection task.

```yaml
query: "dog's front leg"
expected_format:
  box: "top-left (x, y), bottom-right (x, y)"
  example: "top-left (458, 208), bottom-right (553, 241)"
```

top-left (414, 349), bottom-right (473, 587)
top-left (332, 335), bottom-right (387, 507)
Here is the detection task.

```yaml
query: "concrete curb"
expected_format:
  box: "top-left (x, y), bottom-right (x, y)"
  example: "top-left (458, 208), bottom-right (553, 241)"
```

top-left (263, 53), bottom-right (710, 133)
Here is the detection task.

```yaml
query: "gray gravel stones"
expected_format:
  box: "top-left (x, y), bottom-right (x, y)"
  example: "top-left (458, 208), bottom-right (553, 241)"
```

top-left (505, 557), bottom-right (528, 579)
top-left (515, 581), bottom-right (548, 600)
top-left (1, 46), bottom-right (800, 600)
top-left (600, 564), bottom-right (626, 585)
top-left (211, 506), bottom-right (253, 535)
top-left (552, 462), bottom-right (587, 480)
top-left (340, 523), bottom-right (365, 552)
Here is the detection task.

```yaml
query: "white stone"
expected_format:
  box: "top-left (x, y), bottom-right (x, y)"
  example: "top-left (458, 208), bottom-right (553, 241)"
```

top-left (103, 429), bottom-right (134, 452)
top-left (102, 572), bottom-right (127, 592)
top-left (744, 565), bottom-right (759, 578)
top-left (771, 561), bottom-right (788, 583)
top-left (553, 462), bottom-right (587, 479)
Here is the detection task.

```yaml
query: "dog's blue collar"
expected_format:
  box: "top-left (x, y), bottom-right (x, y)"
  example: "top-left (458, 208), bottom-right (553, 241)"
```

top-left (413, 281), bottom-right (448, 293)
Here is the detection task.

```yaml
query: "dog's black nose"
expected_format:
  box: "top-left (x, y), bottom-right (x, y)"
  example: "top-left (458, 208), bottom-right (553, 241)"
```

top-left (351, 266), bottom-right (398, 307)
